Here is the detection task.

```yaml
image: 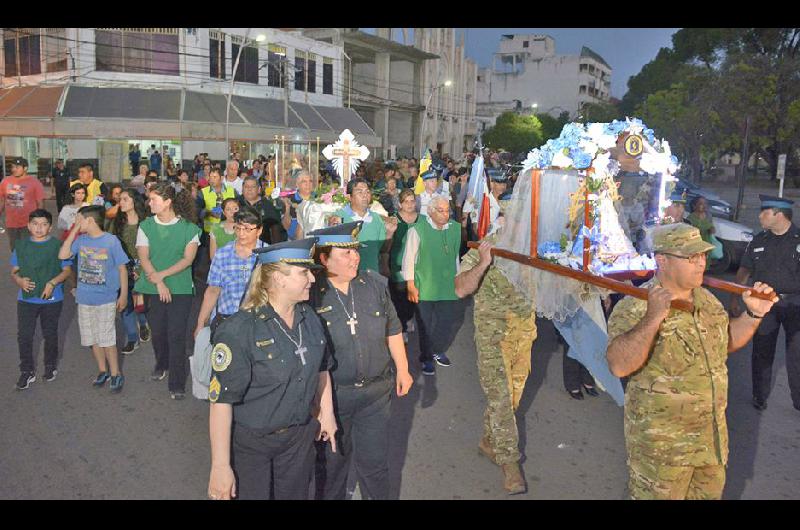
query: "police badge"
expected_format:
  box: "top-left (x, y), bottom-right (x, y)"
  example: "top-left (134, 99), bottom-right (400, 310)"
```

top-left (212, 343), bottom-right (233, 372)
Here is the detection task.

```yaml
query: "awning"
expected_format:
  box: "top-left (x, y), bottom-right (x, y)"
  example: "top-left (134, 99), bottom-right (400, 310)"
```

top-left (0, 86), bottom-right (65, 118)
top-left (62, 86), bottom-right (181, 120)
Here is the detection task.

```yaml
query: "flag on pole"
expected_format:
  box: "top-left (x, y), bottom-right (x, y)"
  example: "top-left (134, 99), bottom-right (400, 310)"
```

top-left (477, 189), bottom-right (491, 239)
top-left (414, 149), bottom-right (432, 194)
top-left (462, 152), bottom-right (486, 227)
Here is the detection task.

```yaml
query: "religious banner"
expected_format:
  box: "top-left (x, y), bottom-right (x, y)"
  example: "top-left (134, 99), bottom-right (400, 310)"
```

top-left (322, 129), bottom-right (370, 191)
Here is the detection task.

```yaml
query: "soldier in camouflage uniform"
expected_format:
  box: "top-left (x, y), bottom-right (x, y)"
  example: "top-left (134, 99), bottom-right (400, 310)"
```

top-left (606, 223), bottom-right (778, 500)
top-left (455, 225), bottom-right (536, 495)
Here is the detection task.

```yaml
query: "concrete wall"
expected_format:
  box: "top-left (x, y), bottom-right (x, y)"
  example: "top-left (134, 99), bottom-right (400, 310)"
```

top-left (1, 28), bottom-right (344, 108)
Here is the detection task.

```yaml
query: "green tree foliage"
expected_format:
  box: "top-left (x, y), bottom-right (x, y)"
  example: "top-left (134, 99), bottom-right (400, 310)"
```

top-left (627, 28), bottom-right (800, 181)
top-left (483, 112), bottom-right (544, 154)
top-left (579, 101), bottom-right (622, 123)
top-left (536, 112), bottom-right (569, 142)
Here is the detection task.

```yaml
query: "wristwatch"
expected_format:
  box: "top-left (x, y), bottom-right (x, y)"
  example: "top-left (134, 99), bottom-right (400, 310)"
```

top-left (746, 308), bottom-right (764, 319)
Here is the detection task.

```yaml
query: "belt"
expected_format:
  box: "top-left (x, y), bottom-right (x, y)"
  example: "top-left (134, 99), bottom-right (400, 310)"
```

top-left (339, 370), bottom-right (393, 388)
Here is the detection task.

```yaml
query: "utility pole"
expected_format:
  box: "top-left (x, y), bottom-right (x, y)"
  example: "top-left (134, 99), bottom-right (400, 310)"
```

top-left (284, 55), bottom-right (290, 128)
top-left (734, 116), bottom-right (751, 222)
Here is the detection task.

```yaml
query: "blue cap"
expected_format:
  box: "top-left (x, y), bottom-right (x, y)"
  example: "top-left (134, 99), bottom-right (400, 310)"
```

top-left (431, 160), bottom-right (446, 172)
top-left (252, 237), bottom-right (321, 268)
top-left (420, 168), bottom-right (439, 181)
top-left (308, 221), bottom-right (363, 248)
top-left (669, 189), bottom-right (687, 203)
top-left (759, 194), bottom-right (794, 210)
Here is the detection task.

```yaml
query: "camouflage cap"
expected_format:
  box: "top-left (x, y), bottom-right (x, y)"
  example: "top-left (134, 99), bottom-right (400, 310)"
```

top-left (652, 223), bottom-right (715, 257)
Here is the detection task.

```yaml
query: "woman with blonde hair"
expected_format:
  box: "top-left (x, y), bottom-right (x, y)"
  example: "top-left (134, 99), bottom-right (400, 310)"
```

top-left (207, 238), bottom-right (338, 500)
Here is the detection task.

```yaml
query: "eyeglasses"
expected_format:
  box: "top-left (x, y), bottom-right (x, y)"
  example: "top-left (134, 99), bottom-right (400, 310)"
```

top-left (661, 252), bottom-right (707, 265)
top-left (234, 224), bottom-right (259, 233)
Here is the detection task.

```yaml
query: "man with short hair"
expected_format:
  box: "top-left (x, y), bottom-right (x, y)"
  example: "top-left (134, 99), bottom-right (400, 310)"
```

top-left (0, 157), bottom-right (45, 251)
top-left (52, 159), bottom-right (71, 212)
top-left (224, 159), bottom-right (244, 195)
top-left (149, 146), bottom-right (162, 175)
top-left (403, 194), bottom-right (464, 375)
top-left (732, 194), bottom-right (800, 412)
top-left (607, 223), bottom-right (777, 500)
top-left (70, 163), bottom-right (107, 206)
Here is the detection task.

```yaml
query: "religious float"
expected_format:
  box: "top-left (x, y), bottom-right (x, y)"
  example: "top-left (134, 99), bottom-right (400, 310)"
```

top-left (465, 118), bottom-right (772, 405)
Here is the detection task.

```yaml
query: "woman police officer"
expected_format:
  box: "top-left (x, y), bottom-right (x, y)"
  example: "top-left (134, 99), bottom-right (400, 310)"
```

top-left (207, 237), bottom-right (338, 500)
top-left (307, 221), bottom-right (413, 499)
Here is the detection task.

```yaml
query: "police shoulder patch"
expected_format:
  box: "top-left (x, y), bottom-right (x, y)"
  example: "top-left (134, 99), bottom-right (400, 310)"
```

top-left (212, 343), bottom-right (233, 372)
top-left (209, 375), bottom-right (221, 403)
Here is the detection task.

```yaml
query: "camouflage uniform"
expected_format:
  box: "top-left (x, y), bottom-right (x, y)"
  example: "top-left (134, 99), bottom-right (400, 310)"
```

top-left (607, 225), bottom-right (729, 500)
top-left (462, 242), bottom-right (537, 465)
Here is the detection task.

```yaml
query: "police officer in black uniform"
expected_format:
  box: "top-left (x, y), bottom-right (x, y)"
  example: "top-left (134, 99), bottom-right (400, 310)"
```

top-left (52, 159), bottom-right (70, 212)
top-left (488, 169), bottom-right (513, 201)
top-left (733, 195), bottom-right (800, 412)
top-left (308, 221), bottom-right (414, 500)
top-left (206, 237), bottom-right (338, 500)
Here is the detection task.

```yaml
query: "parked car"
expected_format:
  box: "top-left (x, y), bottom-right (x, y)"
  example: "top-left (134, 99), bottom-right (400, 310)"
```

top-left (674, 179), bottom-right (733, 220)
top-left (706, 216), bottom-right (754, 274)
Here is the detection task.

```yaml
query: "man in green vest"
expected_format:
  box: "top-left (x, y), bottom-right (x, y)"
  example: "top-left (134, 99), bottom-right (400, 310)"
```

top-left (402, 194), bottom-right (465, 375)
top-left (333, 178), bottom-right (397, 275)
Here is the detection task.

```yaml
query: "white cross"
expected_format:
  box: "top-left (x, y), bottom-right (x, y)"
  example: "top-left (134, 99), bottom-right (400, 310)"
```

top-left (346, 316), bottom-right (358, 335)
top-left (295, 346), bottom-right (307, 366)
top-left (322, 129), bottom-right (370, 191)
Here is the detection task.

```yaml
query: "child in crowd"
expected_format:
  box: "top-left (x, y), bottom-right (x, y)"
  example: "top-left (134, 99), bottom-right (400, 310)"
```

top-left (59, 205), bottom-right (129, 393)
top-left (11, 209), bottom-right (73, 389)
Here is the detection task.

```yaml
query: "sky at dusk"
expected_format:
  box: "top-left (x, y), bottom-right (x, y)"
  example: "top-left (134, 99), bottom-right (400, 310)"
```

top-left (364, 28), bottom-right (680, 99)
top-left (459, 28), bottom-right (680, 99)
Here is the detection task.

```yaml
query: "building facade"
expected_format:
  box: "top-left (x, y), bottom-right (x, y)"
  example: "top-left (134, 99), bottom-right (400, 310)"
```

top-left (476, 34), bottom-right (612, 131)
top-left (0, 28), bottom-right (377, 181)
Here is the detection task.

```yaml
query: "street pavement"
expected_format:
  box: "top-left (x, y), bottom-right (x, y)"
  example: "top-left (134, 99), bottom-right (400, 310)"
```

top-left (1, 181), bottom-right (798, 500)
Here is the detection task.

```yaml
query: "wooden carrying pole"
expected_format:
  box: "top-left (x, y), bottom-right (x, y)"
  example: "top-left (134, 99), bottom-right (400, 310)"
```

top-left (467, 242), bottom-right (693, 312)
top-left (605, 270), bottom-right (776, 303)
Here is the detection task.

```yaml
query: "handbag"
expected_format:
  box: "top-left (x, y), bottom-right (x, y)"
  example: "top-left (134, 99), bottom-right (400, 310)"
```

top-left (709, 234), bottom-right (724, 260)
top-left (189, 326), bottom-right (213, 400)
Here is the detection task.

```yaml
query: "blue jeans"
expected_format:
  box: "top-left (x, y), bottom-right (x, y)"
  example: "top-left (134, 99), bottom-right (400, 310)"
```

top-left (121, 290), bottom-right (148, 343)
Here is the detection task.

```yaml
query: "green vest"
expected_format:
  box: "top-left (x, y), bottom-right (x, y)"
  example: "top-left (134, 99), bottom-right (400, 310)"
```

top-left (134, 217), bottom-right (201, 295)
top-left (336, 208), bottom-right (386, 274)
top-left (15, 237), bottom-right (63, 300)
top-left (201, 185), bottom-right (236, 233)
top-left (414, 219), bottom-right (460, 301)
top-left (211, 223), bottom-right (236, 250)
top-left (390, 213), bottom-right (417, 283)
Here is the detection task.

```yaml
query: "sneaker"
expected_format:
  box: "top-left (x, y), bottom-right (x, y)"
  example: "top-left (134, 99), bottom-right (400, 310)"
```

top-left (151, 368), bottom-right (167, 381)
top-left (752, 397), bottom-right (768, 411)
top-left (16, 372), bottom-right (36, 390)
top-left (421, 361), bottom-right (435, 376)
top-left (139, 325), bottom-right (151, 343)
top-left (109, 374), bottom-right (125, 394)
top-left (170, 391), bottom-right (185, 400)
top-left (92, 372), bottom-right (110, 387)
top-left (121, 341), bottom-right (139, 355)
top-left (44, 368), bottom-right (58, 382)
top-left (433, 353), bottom-right (452, 367)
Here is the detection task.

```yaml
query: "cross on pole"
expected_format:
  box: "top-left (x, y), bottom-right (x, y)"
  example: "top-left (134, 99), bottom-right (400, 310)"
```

top-left (322, 129), bottom-right (370, 190)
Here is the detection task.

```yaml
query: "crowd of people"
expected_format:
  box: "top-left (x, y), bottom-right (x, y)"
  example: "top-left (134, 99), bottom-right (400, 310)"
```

top-left (1, 144), bottom-right (798, 501)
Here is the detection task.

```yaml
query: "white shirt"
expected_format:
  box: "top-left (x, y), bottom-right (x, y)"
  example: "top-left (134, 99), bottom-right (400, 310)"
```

top-left (401, 215), bottom-right (460, 281)
top-left (136, 215), bottom-right (201, 247)
top-left (223, 177), bottom-right (243, 195)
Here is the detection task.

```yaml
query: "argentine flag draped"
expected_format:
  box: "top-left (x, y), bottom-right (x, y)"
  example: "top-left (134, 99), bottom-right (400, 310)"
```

top-left (414, 149), bottom-right (433, 195)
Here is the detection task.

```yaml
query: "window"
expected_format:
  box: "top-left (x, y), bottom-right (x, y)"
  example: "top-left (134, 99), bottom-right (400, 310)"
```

top-left (95, 28), bottom-right (179, 75)
top-left (523, 41), bottom-right (529, 48)
top-left (307, 52), bottom-right (316, 93)
top-left (209, 30), bottom-right (226, 79)
top-left (43, 28), bottom-right (67, 72)
top-left (579, 63), bottom-right (588, 72)
top-left (579, 85), bottom-right (587, 94)
top-left (268, 44), bottom-right (286, 88)
top-left (231, 37), bottom-right (258, 84)
top-left (477, 75), bottom-right (482, 82)
top-left (295, 50), bottom-right (306, 90)
top-left (3, 28), bottom-right (41, 77)
top-left (323, 57), bottom-right (333, 95)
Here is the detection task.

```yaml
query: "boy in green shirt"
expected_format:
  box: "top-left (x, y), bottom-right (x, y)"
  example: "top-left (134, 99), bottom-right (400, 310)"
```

top-left (11, 209), bottom-right (73, 389)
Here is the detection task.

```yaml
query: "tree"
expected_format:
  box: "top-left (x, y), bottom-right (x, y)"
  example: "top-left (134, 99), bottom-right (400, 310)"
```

top-left (483, 112), bottom-right (544, 155)
top-left (536, 112), bottom-right (569, 142)
top-left (579, 101), bottom-right (622, 123)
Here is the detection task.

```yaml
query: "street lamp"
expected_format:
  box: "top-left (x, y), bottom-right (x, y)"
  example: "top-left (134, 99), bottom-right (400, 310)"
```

top-left (419, 79), bottom-right (452, 156)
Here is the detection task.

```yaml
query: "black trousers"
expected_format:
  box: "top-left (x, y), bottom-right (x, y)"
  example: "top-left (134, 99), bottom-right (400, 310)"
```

top-left (145, 294), bottom-right (193, 393)
top-left (55, 185), bottom-right (68, 212)
top-left (752, 300), bottom-right (800, 407)
top-left (388, 281), bottom-right (416, 332)
top-left (17, 301), bottom-right (62, 373)
top-left (316, 379), bottom-right (393, 500)
top-left (562, 347), bottom-right (595, 392)
top-left (233, 419), bottom-right (319, 500)
top-left (415, 299), bottom-right (466, 363)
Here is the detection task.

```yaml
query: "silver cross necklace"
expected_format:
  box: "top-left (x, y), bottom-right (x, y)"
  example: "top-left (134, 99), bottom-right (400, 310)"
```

top-left (332, 281), bottom-right (358, 335)
top-left (273, 317), bottom-right (306, 365)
